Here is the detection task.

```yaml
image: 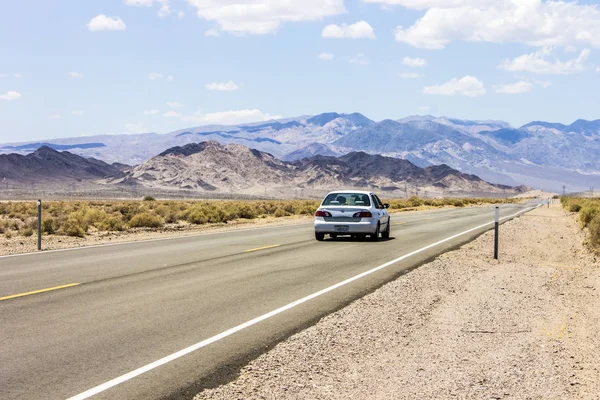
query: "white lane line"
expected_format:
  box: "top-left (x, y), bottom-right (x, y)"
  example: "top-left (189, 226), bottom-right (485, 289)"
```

top-left (66, 205), bottom-right (536, 400)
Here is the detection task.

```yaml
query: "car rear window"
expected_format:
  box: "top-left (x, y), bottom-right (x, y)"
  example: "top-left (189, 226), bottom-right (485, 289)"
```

top-left (321, 193), bottom-right (371, 207)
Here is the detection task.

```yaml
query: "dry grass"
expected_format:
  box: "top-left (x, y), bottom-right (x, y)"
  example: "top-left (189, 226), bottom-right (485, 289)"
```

top-left (561, 197), bottom-right (600, 253)
top-left (0, 196), bottom-right (522, 239)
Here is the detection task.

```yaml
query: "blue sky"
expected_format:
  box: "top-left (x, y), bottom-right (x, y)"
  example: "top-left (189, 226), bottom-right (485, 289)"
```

top-left (1, 0), bottom-right (599, 143)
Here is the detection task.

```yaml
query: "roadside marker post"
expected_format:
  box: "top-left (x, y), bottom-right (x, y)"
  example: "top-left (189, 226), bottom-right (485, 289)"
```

top-left (37, 199), bottom-right (42, 251)
top-left (494, 206), bottom-right (499, 260)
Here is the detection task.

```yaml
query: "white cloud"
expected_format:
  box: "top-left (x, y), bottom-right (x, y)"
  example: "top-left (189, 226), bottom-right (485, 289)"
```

top-left (349, 53), bottom-right (369, 66)
top-left (187, 0), bottom-right (346, 35)
top-left (178, 11), bottom-right (185, 19)
top-left (403, 57), bottom-right (426, 67)
top-left (181, 109), bottom-right (281, 125)
top-left (163, 111), bottom-right (182, 118)
top-left (68, 71), bottom-right (84, 79)
top-left (499, 48), bottom-right (590, 75)
top-left (158, 3), bottom-right (171, 17)
top-left (493, 81), bottom-right (534, 94)
top-left (125, 0), bottom-right (171, 17)
top-left (72, 110), bottom-right (85, 116)
top-left (49, 114), bottom-right (61, 120)
top-left (0, 91), bottom-right (22, 100)
top-left (423, 76), bottom-right (486, 97)
top-left (144, 109), bottom-right (160, 115)
top-left (13, 73), bottom-right (23, 78)
top-left (0, 73), bottom-right (6, 78)
top-left (596, 66), bottom-right (600, 73)
top-left (167, 101), bottom-right (184, 108)
top-left (416, 105), bottom-right (430, 113)
top-left (399, 72), bottom-right (423, 79)
top-left (318, 52), bottom-right (334, 61)
top-left (205, 28), bottom-right (221, 37)
top-left (125, 122), bottom-right (148, 134)
top-left (205, 80), bottom-right (240, 91)
top-left (382, 0), bottom-right (600, 49)
top-left (147, 72), bottom-right (173, 81)
top-left (322, 21), bottom-right (375, 39)
top-left (565, 45), bottom-right (577, 53)
top-left (88, 15), bottom-right (127, 32)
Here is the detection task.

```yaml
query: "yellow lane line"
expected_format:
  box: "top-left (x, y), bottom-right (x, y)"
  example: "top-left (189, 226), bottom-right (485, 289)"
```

top-left (244, 244), bottom-right (281, 253)
top-left (0, 283), bottom-right (80, 301)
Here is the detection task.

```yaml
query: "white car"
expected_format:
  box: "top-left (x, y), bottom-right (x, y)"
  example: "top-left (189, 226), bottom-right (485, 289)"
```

top-left (314, 190), bottom-right (391, 241)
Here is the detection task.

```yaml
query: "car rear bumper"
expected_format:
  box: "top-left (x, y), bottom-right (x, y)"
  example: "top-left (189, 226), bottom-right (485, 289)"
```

top-left (314, 218), bottom-right (378, 234)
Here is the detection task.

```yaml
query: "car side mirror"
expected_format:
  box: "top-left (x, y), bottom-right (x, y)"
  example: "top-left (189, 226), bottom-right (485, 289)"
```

top-left (383, 204), bottom-right (389, 209)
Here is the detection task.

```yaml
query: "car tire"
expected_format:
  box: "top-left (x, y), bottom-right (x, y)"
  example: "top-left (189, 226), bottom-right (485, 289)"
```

top-left (381, 220), bottom-right (390, 239)
top-left (315, 232), bottom-right (325, 241)
top-left (330, 233), bottom-right (337, 239)
top-left (370, 223), bottom-right (380, 242)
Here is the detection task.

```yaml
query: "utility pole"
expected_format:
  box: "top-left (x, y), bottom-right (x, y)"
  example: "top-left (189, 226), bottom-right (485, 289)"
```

top-left (562, 185), bottom-right (566, 196)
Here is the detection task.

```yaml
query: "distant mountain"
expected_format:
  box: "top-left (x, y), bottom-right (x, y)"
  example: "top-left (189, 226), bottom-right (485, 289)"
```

top-left (283, 143), bottom-right (342, 161)
top-left (108, 141), bottom-right (521, 196)
top-left (2, 112), bottom-right (600, 192)
top-left (0, 146), bottom-right (128, 185)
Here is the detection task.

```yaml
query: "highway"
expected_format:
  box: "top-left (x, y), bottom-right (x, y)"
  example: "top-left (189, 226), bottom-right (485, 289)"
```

top-left (0, 202), bottom-right (539, 400)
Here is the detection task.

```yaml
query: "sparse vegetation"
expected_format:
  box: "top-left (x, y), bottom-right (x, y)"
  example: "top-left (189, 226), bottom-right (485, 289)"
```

top-left (0, 197), bottom-right (524, 240)
top-left (561, 197), bottom-right (600, 253)
top-left (143, 195), bottom-right (156, 201)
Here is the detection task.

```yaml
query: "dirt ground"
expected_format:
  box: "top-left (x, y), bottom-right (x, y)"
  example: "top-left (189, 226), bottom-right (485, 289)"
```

top-left (193, 201), bottom-right (600, 400)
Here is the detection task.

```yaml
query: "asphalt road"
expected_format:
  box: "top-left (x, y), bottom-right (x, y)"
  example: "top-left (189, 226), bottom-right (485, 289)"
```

top-left (0, 202), bottom-right (540, 400)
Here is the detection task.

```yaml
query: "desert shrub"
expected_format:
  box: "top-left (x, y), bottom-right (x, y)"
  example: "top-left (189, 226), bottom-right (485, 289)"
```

top-left (82, 208), bottom-right (108, 227)
top-left (186, 209), bottom-right (209, 225)
top-left (408, 196), bottom-right (423, 207)
top-left (579, 206), bottom-right (598, 228)
top-left (96, 215), bottom-right (126, 231)
top-left (21, 227), bottom-right (34, 237)
top-left (452, 199), bottom-right (465, 207)
top-left (143, 195), bottom-right (156, 201)
top-left (58, 216), bottom-right (87, 237)
top-left (129, 212), bottom-right (163, 228)
top-left (569, 203), bottom-right (582, 212)
top-left (235, 204), bottom-right (257, 219)
top-left (588, 215), bottom-right (600, 252)
top-left (273, 207), bottom-right (288, 218)
top-left (42, 218), bottom-right (56, 234)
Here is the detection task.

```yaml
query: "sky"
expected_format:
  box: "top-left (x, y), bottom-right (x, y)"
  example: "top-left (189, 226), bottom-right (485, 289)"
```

top-left (1, 0), bottom-right (600, 143)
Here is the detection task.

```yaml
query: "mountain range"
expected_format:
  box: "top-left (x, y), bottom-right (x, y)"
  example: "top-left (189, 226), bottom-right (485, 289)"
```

top-left (2, 112), bottom-right (599, 192)
top-left (106, 141), bottom-right (520, 196)
top-left (0, 143), bottom-right (523, 198)
top-left (0, 146), bottom-right (127, 184)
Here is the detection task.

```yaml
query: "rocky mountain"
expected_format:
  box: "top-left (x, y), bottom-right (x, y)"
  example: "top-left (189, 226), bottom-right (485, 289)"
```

top-left (0, 146), bottom-right (128, 186)
top-left (108, 141), bottom-right (520, 196)
top-left (2, 112), bottom-right (600, 192)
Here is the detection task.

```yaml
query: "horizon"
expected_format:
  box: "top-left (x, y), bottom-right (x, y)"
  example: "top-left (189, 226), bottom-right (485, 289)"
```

top-left (1, 1), bottom-right (600, 143)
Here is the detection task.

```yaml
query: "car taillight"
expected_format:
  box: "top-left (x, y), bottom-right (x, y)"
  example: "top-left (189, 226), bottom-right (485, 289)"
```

top-left (315, 210), bottom-right (332, 217)
top-left (353, 211), bottom-right (372, 218)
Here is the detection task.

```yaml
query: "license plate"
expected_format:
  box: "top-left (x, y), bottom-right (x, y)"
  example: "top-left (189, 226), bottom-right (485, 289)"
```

top-left (335, 225), bottom-right (349, 232)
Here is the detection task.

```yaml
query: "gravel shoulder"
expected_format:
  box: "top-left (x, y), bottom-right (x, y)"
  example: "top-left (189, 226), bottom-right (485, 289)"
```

top-left (194, 202), bottom-right (600, 400)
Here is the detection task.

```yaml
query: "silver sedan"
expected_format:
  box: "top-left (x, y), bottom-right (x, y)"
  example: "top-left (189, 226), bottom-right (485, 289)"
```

top-left (314, 190), bottom-right (390, 241)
